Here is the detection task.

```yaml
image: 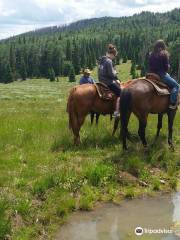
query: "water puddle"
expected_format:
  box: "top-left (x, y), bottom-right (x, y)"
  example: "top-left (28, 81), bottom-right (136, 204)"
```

top-left (56, 192), bottom-right (180, 240)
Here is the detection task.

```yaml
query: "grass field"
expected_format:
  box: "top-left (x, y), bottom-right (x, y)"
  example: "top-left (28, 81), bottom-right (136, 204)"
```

top-left (0, 61), bottom-right (179, 239)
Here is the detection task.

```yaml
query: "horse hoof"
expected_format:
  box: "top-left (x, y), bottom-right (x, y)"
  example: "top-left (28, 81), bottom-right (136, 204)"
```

top-left (169, 144), bottom-right (175, 152)
top-left (74, 139), bottom-right (81, 146)
top-left (123, 146), bottom-right (128, 151)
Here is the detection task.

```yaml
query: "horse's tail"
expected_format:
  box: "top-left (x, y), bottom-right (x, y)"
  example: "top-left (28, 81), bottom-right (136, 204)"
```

top-left (120, 89), bottom-right (132, 149)
top-left (67, 87), bottom-right (78, 130)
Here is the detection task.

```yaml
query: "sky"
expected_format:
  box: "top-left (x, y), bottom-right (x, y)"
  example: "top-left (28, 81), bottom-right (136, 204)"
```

top-left (0, 0), bottom-right (179, 40)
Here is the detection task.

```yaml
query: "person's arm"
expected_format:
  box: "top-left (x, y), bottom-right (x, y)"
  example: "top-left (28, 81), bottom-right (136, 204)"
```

top-left (106, 60), bottom-right (117, 80)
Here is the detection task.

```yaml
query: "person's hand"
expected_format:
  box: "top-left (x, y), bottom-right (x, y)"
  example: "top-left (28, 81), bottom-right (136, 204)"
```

top-left (116, 80), bottom-right (120, 85)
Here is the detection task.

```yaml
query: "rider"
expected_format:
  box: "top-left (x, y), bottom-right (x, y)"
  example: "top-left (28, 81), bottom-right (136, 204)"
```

top-left (79, 68), bottom-right (95, 85)
top-left (149, 39), bottom-right (179, 109)
top-left (98, 44), bottom-right (121, 117)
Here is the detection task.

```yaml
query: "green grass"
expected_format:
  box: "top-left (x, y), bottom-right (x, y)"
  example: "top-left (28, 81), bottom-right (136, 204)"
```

top-left (0, 61), bottom-right (179, 239)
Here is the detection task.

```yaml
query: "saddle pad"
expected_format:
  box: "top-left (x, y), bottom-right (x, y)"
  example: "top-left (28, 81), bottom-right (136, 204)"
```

top-left (140, 78), bottom-right (170, 95)
top-left (95, 83), bottom-right (116, 100)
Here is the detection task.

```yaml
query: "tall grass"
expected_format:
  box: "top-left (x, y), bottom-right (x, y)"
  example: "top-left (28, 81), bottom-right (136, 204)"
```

top-left (0, 62), bottom-right (179, 239)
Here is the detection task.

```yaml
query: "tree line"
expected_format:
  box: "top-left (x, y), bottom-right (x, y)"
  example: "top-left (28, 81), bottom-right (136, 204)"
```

top-left (0, 8), bottom-right (179, 83)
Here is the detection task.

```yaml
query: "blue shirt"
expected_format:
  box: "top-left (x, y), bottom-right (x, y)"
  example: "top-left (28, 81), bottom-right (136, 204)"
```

top-left (79, 76), bottom-right (95, 85)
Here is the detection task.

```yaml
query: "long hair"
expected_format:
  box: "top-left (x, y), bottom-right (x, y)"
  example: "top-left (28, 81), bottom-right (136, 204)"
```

top-left (153, 39), bottom-right (169, 57)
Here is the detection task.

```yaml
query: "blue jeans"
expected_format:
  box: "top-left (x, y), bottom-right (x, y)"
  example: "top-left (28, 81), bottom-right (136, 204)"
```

top-left (160, 73), bottom-right (179, 104)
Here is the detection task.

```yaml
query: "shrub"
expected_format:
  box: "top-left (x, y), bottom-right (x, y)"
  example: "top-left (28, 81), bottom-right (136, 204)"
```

top-left (125, 187), bottom-right (135, 199)
top-left (48, 68), bottom-right (55, 82)
top-left (169, 177), bottom-right (177, 190)
top-left (123, 156), bottom-right (144, 176)
top-left (152, 178), bottom-right (160, 191)
top-left (0, 200), bottom-right (11, 239)
top-left (14, 200), bottom-right (31, 218)
top-left (79, 195), bottom-right (93, 210)
top-left (85, 163), bottom-right (114, 187)
top-left (56, 196), bottom-right (76, 217)
top-left (32, 175), bottom-right (56, 197)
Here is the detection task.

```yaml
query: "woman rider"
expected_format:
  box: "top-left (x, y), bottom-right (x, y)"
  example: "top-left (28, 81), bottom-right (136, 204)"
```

top-left (98, 44), bottom-right (121, 117)
top-left (149, 39), bottom-right (179, 109)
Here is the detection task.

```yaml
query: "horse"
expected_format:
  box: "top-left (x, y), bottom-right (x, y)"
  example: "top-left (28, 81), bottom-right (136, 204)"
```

top-left (120, 77), bottom-right (180, 150)
top-left (67, 81), bottom-right (132, 145)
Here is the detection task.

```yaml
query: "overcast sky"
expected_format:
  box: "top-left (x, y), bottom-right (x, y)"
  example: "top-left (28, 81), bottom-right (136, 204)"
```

top-left (0, 0), bottom-right (179, 40)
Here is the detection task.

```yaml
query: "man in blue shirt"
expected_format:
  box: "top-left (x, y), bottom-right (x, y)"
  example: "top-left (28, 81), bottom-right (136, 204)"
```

top-left (79, 68), bottom-right (98, 123)
top-left (79, 68), bottom-right (95, 85)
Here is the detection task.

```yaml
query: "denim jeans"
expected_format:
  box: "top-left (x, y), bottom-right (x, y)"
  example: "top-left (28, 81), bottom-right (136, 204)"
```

top-left (160, 73), bottom-right (179, 104)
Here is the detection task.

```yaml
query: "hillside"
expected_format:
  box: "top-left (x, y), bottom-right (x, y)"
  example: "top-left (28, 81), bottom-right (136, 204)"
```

top-left (5, 8), bottom-right (180, 39)
top-left (0, 8), bottom-right (179, 84)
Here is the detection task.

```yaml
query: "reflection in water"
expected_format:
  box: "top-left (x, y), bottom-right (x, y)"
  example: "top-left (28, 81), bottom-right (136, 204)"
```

top-left (56, 193), bottom-right (180, 240)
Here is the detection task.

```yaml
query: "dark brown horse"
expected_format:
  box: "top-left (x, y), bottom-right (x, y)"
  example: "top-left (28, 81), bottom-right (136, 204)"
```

top-left (67, 81), bottom-right (131, 144)
top-left (120, 79), bottom-right (180, 150)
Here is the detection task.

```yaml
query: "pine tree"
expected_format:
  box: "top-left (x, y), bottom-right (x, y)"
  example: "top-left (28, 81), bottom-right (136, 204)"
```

top-left (66, 39), bottom-right (72, 61)
top-left (52, 47), bottom-right (64, 76)
top-left (68, 65), bottom-right (76, 82)
top-left (122, 55), bottom-right (128, 63)
top-left (9, 44), bottom-right (16, 79)
top-left (4, 63), bottom-right (14, 83)
top-left (140, 64), bottom-right (146, 77)
top-left (20, 57), bottom-right (27, 80)
top-left (48, 68), bottom-right (55, 81)
top-left (130, 61), bottom-right (136, 79)
top-left (63, 61), bottom-right (72, 76)
top-left (170, 38), bottom-right (180, 79)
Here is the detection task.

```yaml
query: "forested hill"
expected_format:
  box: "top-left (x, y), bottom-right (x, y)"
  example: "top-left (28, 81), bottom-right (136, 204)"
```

top-left (0, 8), bottom-right (179, 83)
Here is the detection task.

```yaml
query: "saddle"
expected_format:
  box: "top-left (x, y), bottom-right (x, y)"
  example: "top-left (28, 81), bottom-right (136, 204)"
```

top-left (94, 82), bottom-right (116, 100)
top-left (142, 73), bottom-right (170, 95)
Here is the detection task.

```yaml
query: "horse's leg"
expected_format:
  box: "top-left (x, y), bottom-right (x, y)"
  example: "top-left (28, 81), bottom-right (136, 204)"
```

top-left (71, 111), bottom-right (86, 145)
top-left (75, 114), bottom-right (86, 145)
top-left (90, 112), bottom-right (94, 125)
top-left (112, 117), bottom-right (120, 136)
top-left (121, 111), bottom-right (131, 149)
top-left (72, 125), bottom-right (81, 146)
top-left (138, 115), bottom-right (148, 147)
top-left (110, 114), bottom-right (113, 121)
top-left (71, 116), bottom-right (81, 145)
top-left (120, 89), bottom-right (132, 150)
top-left (167, 109), bottom-right (176, 149)
top-left (96, 113), bottom-right (100, 125)
top-left (156, 113), bottom-right (163, 138)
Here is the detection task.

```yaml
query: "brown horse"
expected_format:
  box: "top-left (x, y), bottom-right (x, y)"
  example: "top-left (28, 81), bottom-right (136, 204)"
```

top-left (120, 78), bottom-right (180, 150)
top-left (67, 81), bottom-right (131, 144)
